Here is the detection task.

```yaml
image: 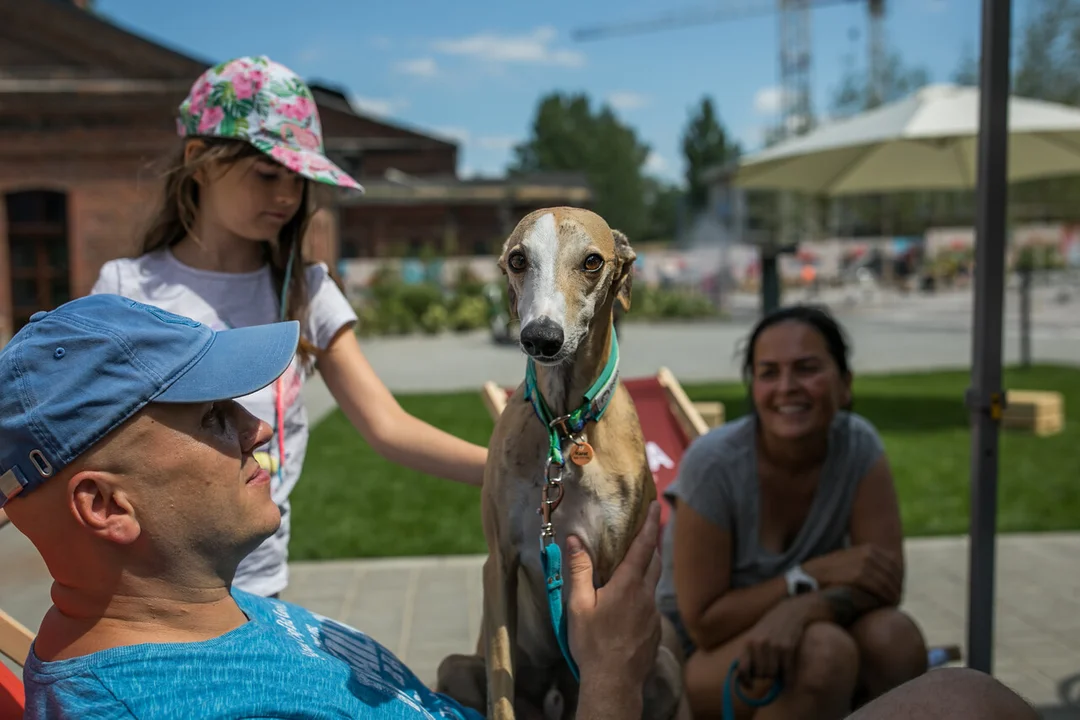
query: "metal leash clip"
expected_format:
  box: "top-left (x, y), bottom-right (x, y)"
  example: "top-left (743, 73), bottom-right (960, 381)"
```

top-left (539, 459), bottom-right (565, 542)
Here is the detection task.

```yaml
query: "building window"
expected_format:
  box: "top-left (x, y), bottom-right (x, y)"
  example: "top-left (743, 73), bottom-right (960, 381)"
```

top-left (5, 190), bottom-right (70, 332)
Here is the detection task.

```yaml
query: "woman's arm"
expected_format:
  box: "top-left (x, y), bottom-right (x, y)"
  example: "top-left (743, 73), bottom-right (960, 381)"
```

top-left (316, 326), bottom-right (487, 487)
top-left (673, 501), bottom-right (790, 651)
top-left (802, 453), bottom-right (906, 625)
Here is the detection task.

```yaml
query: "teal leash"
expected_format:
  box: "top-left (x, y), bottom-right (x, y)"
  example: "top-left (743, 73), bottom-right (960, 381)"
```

top-left (721, 660), bottom-right (783, 720)
top-left (525, 327), bottom-right (621, 682)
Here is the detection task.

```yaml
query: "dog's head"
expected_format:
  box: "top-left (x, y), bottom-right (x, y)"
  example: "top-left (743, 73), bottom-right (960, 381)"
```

top-left (498, 207), bottom-right (636, 365)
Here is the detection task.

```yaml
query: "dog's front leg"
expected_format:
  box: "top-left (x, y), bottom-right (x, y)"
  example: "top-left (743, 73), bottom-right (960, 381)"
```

top-left (483, 542), bottom-right (520, 720)
top-left (641, 614), bottom-right (689, 720)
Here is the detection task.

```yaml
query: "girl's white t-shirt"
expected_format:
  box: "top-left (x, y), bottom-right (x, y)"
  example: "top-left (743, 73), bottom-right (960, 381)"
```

top-left (91, 249), bottom-right (358, 597)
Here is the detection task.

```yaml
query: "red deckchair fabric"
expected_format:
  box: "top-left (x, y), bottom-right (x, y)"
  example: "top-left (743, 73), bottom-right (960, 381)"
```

top-left (0, 661), bottom-right (24, 720)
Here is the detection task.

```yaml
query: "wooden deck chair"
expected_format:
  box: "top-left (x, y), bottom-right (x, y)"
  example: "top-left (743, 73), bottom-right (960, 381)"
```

top-left (481, 368), bottom-right (963, 671)
top-left (0, 510), bottom-right (34, 719)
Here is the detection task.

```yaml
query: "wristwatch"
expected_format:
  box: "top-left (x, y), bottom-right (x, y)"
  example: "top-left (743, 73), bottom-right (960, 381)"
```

top-left (784, 564), bottom-right (819, 596)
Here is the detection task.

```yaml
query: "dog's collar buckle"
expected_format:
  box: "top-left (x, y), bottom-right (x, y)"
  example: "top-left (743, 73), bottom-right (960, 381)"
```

top-left (548, 414), bottom-right (573, 437)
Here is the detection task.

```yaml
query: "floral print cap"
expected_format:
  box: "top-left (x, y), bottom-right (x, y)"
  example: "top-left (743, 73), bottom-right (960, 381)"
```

top-left (177, 55), bottom-right (363, 192)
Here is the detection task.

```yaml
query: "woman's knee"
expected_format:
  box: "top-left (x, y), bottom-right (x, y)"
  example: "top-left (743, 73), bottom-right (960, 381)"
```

top-left (851, 608), bottom-right (928, 676)
top-left (792, 622), bottom-right (860, 697)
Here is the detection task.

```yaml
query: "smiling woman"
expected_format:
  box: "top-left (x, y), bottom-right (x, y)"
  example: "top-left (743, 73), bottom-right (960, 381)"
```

top-left (654, 304), bottom-right (929, 720)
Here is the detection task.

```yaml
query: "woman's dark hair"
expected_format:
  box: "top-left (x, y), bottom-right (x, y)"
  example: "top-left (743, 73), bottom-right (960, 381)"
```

top-left (739, 304), bottom-right (853, 408)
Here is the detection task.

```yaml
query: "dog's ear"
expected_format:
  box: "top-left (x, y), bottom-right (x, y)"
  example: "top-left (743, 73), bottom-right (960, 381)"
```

top-left (497, 238), bottom-right (519, 321)
top-left (612, 229), bottom-right (636, 312)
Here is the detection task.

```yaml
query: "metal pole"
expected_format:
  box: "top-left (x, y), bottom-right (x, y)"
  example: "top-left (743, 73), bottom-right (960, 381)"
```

top-left (1020, 266), bottom-right (1032, 369)
top-left (762, 250), bottom-right (781, 315)
top-left (965, 0), bottom-right (1012, 676)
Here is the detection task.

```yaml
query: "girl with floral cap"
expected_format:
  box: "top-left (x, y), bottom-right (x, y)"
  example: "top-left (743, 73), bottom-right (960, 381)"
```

top-left (91, 55), bottom-right (488, 598)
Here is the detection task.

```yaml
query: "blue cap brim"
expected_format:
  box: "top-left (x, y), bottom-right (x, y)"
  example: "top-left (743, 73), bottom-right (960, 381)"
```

top-left (155, 321), bottom-right (300, 404)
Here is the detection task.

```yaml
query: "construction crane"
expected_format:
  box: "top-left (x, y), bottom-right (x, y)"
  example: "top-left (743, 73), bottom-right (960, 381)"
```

top-left (573, 0), bottom-right (887, 142)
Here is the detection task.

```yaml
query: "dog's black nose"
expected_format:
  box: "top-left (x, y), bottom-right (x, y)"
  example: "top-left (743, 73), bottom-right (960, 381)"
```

top-left (520, 319), bottom-right (564, 358)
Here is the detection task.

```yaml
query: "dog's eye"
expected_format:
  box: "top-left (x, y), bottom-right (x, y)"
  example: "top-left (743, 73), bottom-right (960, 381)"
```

top-left (583, 254), bottom-right (604, 272)
top-left (507, 251), bottom-right (527, 273)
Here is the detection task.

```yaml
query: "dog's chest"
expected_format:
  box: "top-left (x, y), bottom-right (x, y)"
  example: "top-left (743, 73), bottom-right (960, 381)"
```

top-left (504, 458), bottom-right (634, 665)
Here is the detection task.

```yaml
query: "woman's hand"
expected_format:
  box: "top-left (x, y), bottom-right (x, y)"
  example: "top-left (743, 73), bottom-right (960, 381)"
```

top-left (736, 594), bottom-right (817, 684)
top-left (804, 544), bottom-right (902, 605)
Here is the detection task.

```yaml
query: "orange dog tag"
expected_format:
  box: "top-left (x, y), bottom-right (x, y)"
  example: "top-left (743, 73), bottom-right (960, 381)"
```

top-left (569, 441), bottom-right (594, 466)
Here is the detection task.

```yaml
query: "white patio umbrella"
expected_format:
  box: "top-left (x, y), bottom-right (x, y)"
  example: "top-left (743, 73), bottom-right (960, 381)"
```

top-left (733, 83), bottom-right (1080, 195)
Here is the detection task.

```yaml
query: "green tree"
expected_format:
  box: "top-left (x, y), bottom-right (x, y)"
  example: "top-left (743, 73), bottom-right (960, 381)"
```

top-left (829, 50), bottom-right (930, 118)
top-left (680, 97), bottom-right (741, 213)
top-left (952, 42), bottom-right (979, 86)
top-left (967, 0), bottom-right (1080, 221)
top-left (641, 178), bottom-right (683, 242)
top-left (510, 93), bottom-right (651, 240)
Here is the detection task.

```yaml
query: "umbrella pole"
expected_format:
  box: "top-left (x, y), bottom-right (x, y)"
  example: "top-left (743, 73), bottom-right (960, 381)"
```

top-left (965, 0), bottom-right (1012, 676)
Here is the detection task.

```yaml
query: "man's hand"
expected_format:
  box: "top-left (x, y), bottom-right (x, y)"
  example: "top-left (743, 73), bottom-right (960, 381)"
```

top-left (803, 544), bottom-right (902, 605)
top-left (566, 501), bottom-right (662, 713)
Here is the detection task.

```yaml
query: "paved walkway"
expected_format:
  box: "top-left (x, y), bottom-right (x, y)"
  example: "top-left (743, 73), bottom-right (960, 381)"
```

top-left (3, 521), bottom-right (1080, 716)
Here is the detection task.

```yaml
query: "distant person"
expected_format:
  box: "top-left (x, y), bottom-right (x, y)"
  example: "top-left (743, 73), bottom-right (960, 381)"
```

top-left (90, 55), bottom-right (487, 599)
top-left (656, 304), bottom-right (928, 719)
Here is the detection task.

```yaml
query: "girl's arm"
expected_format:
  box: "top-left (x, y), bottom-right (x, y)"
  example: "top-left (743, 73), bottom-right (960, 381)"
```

top-left (316, 326), bottom-right (487, 487)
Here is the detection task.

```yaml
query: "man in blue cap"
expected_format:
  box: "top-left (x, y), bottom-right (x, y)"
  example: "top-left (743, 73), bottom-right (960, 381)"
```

top-left (0, 295), bottom-right (1042, 720)
top-left (0, 294), bottom-right (665, 719)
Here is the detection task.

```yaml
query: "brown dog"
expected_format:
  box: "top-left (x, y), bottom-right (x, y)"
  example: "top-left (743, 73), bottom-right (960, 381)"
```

top-left (436, 208), bottom-right (685, 720)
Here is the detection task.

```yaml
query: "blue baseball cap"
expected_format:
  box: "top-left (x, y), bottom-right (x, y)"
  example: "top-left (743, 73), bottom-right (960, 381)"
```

top-left (0, 294), bottom-right (300, 507)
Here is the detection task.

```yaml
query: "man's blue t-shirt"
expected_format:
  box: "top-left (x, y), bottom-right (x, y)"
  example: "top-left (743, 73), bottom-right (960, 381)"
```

top-left (22, 589), bottom-right (483, 719)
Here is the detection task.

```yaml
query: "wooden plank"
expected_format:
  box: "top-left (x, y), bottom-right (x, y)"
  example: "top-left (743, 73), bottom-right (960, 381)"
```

top-left (692, 401), bottom-right (725, 428)
top-left (656, 366), bottom-right (710, 440)
top-left (481, 381), bottom-right (508, 421)
top-left (1002, 390), bottom-right (1065, 436)
top-left (0, 607), bottom-right (33, 668)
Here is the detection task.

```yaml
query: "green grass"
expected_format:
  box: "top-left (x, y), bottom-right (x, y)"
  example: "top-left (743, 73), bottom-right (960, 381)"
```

top-left (290, 364), bottom-right (1080, 561)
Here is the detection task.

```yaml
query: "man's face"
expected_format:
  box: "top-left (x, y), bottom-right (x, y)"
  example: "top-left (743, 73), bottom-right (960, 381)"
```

top-left (123, 399), bottom-right (280, 575)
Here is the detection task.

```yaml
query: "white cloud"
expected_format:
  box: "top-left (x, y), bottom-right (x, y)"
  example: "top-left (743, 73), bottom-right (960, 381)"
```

top-left (645, 152), bottom-right (667, 174)
top-left (395, 57), bottom-right (439, 78)
top-left (433, 126), bottom-right (471, 143)
top-left (432, 26), bottom-right (585, 68)
top-left (753, 86), bottom-right (785, 116)
top-left (476, 135), bottom-right (518, 151)
top-left (606, 91), bottom-right (650, 111)
top-left (349, 94), bottom-right (409, 118)
top-left (295, 47), bottom-right (323, 64)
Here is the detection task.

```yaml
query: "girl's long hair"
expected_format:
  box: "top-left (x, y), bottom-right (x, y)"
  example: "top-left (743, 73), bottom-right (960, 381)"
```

top-left (140, 137), bottom-right (318, 366)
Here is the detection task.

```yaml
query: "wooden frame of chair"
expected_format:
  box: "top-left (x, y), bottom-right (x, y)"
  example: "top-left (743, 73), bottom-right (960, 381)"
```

top-left (0, 511), bottom-right (35, 669)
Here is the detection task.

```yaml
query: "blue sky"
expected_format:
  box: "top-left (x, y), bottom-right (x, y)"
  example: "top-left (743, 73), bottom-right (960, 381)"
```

top-left (97, 0), bottom-right (1033, 184)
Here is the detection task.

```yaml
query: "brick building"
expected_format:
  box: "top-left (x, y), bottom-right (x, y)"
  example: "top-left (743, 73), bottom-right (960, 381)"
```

top-left (0, 0), bottom-right (591, 344)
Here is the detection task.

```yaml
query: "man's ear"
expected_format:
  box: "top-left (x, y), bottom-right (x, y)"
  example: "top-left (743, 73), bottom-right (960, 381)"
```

top-left (70, 472), bottom-right (141, 546)
top-left (497, 239), bottom-right (519, 321)
top-left (612, 229), bottom-right (637, 312)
